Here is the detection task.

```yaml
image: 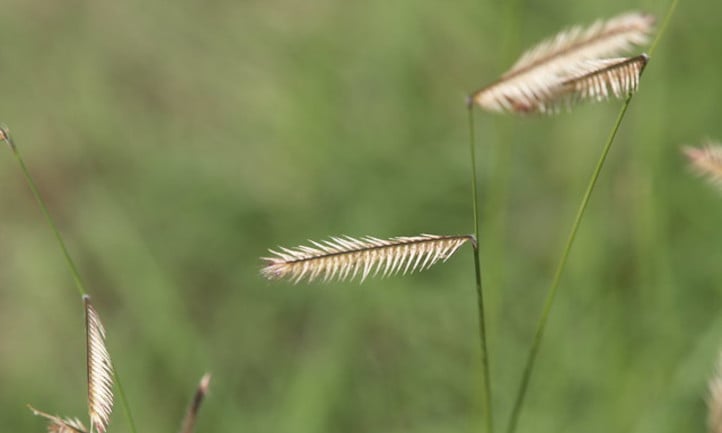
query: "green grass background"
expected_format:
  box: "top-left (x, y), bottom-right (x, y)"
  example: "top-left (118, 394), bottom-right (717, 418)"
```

top-left (0, 0), bottom-right (720, 432)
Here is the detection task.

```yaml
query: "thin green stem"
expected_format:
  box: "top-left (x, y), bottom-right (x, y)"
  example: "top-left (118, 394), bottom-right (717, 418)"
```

top-left (468, 105), bottom-right (481, 241)
top-left (114, 368), bottom-right (139, 433)
top-left (467, 105), bottom-right (494, 433)
top-left (2, 128), bottom-right (139, 433)
top-left (505, 94), bottom-right (634, 433)
top-left (4, 134), bottom-right (86, 297)
top-left (472, 246), bottom-right (493, 433)
top-left (648, 0), bottom-right (679, 57)
top-left (500, 0), bottom-right (521, 66)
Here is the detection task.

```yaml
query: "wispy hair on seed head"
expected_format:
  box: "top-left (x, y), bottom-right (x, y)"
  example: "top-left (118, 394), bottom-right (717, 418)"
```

top-left (684, 142), bottom-right (722, 190)
top-left (28, 405), bottom-right (88, 433)
top-left (261, 234), bottom-right (473, 284)
top-left (470, 11), bottom-right (655, 114)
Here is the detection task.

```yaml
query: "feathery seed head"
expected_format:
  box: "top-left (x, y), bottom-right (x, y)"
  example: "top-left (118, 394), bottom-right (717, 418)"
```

top-left (471, 11), bottom-right (655, 114)
top-left (556, 54), bottom-right (648, 107)
top-left (684, 143), bottom-right (722, 190)
top-left (262, 234), bottom-right (472, 284)
top-left (84, 295), bottom-right (114, 433)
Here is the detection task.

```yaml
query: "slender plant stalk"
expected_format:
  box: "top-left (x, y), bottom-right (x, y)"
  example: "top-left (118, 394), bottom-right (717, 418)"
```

top-left (3, 133), bottom-right (85, 297)
top-left (467, 105), bottom-right (494, 433)
top-left (505, 94), bottom-right (634, 433)
top-left (500, 0), bottom-right (521, 67)
top-left (505, 3), bottom-right (678, 432)
top-left (113, 369), bottom-right (138, 433)
top-left (1, 129), bottom-right (139, 433)
top-left (648, 0), bottom-right (678, 57)
top-left (487, 0), bottom-right (521, 284)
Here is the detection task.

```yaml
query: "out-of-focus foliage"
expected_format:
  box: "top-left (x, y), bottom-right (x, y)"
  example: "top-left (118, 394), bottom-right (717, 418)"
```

top-left (0, 1), bottom-right (720, 432)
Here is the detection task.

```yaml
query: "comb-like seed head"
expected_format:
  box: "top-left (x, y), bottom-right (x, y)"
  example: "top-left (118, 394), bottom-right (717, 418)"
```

top-left (261, 234), bottom-right (473, 284)
top-left (471, 11), bottom-right (655, 114)
top-left (84, 295), bottom-right (114, 433)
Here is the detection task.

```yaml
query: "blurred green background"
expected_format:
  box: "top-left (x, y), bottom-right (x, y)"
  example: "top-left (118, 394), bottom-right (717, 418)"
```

top-left (0, 0), bottom-right (720, 432)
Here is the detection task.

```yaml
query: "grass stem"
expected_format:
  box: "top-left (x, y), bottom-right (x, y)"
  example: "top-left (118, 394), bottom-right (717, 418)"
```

top-left (467, 105), bottom-right (494, 433)
top-left (114, 368), bottom-right (139, 433)
top-left (3, 130), bottom-right (86, 297)
top-left (649, 0), bottom-right (679, 57)
top-left (505, 94), bottom-right (634, 433)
